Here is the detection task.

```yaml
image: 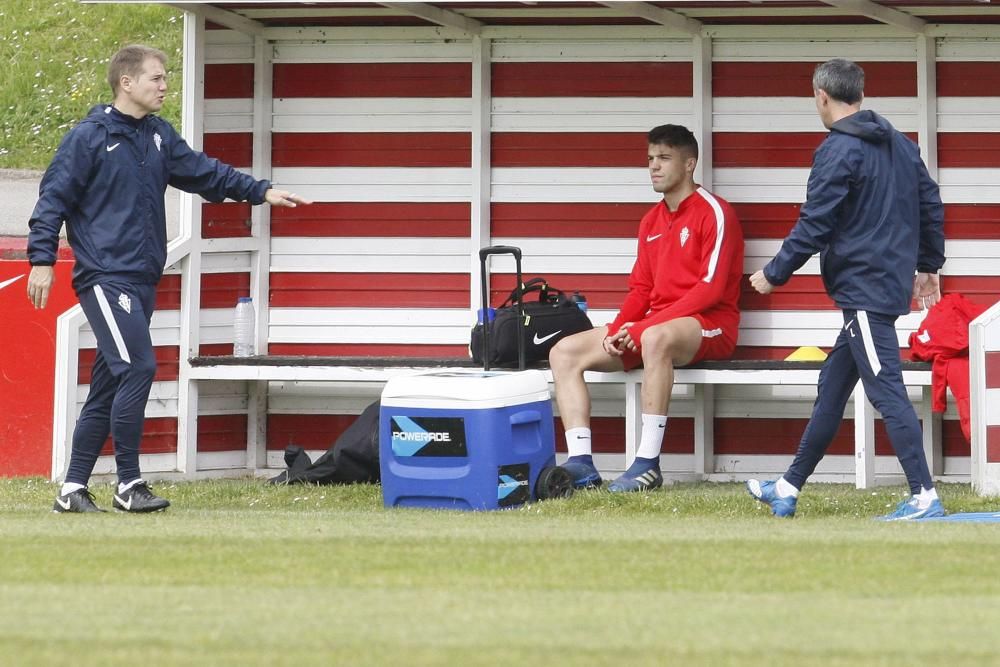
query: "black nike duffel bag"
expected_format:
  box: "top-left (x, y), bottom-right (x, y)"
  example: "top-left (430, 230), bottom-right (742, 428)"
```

top-left (471, 277), bottom-right (592, 367)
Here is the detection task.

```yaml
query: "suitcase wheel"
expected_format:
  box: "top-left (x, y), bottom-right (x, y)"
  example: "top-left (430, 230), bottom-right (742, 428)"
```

top-left (535, 465), bottom-right (574, 501)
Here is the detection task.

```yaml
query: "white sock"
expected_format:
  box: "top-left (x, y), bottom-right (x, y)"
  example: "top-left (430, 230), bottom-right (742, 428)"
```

top-left (60, 482), bottom-right (85, 496)
top-left (915, 486), bottom-right (938, 508)
top-left (118, 478), bottom-right (143, 494)
top-left (635, 414), bottom-right (667, 460)
top-left (565, 427), bottom-right (592, 458)
top-left (776, 477), bottom-right (800, 498)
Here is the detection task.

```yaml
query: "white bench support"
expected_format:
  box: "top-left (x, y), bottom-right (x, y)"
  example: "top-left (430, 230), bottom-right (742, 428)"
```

top-left (623, 372), bottom-right (641, 464)
top-left (693, 383), bottom-right (715, 478)
top-left (854, 385), bottom-right (876, 489)
top-left (246, 380), bottom-right (268, 471)
top-left (920, 385), bottom-right (943, 478)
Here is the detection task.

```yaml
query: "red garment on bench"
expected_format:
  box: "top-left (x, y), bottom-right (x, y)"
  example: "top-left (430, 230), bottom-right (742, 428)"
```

top-left (908, 294), bottom-right (987, 442)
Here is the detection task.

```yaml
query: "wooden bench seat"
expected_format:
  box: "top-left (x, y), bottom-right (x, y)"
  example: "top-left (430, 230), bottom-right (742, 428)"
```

top-left (188, 355), bottom-right (935, 489)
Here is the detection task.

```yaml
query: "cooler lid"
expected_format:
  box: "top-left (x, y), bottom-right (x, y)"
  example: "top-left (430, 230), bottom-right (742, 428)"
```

top-left (381, 369), bottom-right (549, 403)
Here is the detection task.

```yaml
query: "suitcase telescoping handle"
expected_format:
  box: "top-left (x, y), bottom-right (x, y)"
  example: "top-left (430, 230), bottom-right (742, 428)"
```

top-left (478, 245), bottom-right (525, 371)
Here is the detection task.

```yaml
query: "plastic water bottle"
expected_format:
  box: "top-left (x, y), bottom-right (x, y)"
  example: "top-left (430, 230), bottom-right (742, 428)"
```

top-left (233, 297), bottom-right (256, 357)
top-left (571, 291), bottom-right (588, 313)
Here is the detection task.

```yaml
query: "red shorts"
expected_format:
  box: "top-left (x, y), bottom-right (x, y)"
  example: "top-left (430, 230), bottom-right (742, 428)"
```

top-left (617, 312), bottom-right (738, 371)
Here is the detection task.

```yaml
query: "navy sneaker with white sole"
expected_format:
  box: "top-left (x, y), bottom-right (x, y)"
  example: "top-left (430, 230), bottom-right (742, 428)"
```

top-left (746, 479), bottom-right (797, 518)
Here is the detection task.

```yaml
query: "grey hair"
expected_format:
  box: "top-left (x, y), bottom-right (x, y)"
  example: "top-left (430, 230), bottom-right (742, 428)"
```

top-left (812, 58), bottom-right (864, 104)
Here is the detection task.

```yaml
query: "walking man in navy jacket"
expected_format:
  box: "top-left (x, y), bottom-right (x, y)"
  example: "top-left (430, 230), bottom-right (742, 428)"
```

top-left (27, 45), bottom-right (309, 513)
top-left (746, 58), bottom-right (946, 520)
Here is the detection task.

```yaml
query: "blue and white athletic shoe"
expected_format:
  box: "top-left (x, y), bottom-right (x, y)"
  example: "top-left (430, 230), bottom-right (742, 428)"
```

top-left (607, 458), bottom-right (663, 493)
top-left (877, 496), bottom-right (946, 521)
top-left (746, 479), bottom-right (797, 518)
top-left (560, 456), bottom-right (603, 489)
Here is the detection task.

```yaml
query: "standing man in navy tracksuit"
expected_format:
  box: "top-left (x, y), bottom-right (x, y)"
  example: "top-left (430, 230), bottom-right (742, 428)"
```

top-left (28, 45), bottom-right (310, 513)
top-left (746, 58), bottom-right (946, 520)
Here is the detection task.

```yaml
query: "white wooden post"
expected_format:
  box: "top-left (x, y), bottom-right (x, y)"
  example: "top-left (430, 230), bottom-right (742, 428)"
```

top-left (919, 385), bottom-right (942, 478)
top-left (175, 10), bottom-right (205, 477)
top-left (970, 301), bottom-right (1000, 495)
top-left (854, 383), bottom-right (876, 488)
top-left (470, 36), bottom-right (492, 319)
top-left (693, 383), bottom-right (715, 478)
top-left (245, 33), bottom-right (274, 472)
top-left (51, 308), bottom-right (86, 481)
top-left (915, 34), bottom-right (938, 178)
top-left (692, 32), bottom-right (713, 189)
top-left (624, 374), bottom-right (641, 467)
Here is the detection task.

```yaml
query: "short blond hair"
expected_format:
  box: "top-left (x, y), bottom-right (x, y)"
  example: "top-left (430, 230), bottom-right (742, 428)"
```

top-left (108, 45), bottom-right (167, 96)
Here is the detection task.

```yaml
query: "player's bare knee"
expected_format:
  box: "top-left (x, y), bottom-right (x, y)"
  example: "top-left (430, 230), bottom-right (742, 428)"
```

top-left (639, 326), bottom-right (672, 362)
top-left (548, 337), bottom-right (576, 374)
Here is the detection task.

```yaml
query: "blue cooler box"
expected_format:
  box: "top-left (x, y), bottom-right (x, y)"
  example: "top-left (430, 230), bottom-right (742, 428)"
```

top-left (379, 369), bottom-right (555, 510)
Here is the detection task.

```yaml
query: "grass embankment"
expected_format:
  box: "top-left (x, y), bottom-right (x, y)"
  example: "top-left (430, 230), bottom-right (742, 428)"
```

top-left (0, 0), bottom-right (183, 170)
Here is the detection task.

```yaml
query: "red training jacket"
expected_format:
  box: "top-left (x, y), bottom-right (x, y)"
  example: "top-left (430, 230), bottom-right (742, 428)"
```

top-left (908, 293), bottom-right (988, 442)
top-left (607, 187), bottom-right (744, 348)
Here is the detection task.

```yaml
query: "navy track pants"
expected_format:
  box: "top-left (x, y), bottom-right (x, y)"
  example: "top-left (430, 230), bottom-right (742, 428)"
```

top-left (784, 309), bottom-right (933, 495)
top-left (65, 281), bottom-right (158, 486)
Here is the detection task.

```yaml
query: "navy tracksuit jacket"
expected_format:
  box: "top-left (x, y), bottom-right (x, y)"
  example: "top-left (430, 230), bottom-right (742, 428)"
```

top-left (28, 104), bottom-right (271, 485)
top-left (763, 110), bottom-right (946, 494)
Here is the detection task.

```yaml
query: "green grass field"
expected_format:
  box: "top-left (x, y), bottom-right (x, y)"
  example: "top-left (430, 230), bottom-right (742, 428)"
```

top-left (2, 478), bottom-right (999, 666)
top-left (0, 0), bottom-right (183, 170)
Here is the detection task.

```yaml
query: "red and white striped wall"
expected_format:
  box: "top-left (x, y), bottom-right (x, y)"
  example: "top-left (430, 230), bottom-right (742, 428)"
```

top-left (54, 17), bottom-right (1000, 482)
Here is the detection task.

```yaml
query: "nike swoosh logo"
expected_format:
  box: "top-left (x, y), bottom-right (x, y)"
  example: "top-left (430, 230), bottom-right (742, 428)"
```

top-left (0, 274), bottom-right (24, 291)
top-left (106, 143), bottom-right (120, 152)
top-left (646, 234), bottom-right (662, 242)
top-left (114, 493), bottom-right (132, 510)
top-left (533, 330), bottom-right (562, 345)
top-left (56, 496), bottom-right (71, 510)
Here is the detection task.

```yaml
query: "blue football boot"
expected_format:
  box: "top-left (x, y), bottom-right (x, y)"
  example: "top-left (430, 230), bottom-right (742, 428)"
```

top-left (746, 479), bottom-right (797, 518)
top-left (607, 457), bottom-right (663, 493)
top-left (876, 496), bottom-right (945, 521)
top-left (560, 456), bottom-right (603, 489)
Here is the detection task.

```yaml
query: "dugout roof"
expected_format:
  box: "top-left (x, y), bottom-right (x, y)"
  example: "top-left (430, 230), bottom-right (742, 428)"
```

top-left (156, 2), bottom-right (1000, 33)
